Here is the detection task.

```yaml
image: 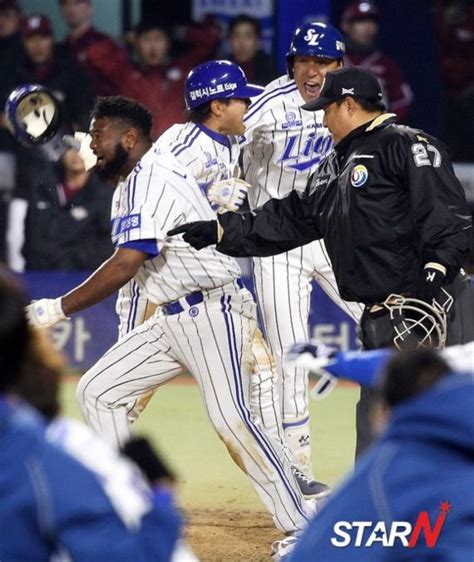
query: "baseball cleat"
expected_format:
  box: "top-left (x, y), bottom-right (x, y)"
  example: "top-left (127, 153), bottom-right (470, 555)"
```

top-left (291, 465), bottom-right (331, 500)
top-left (270, 535), bottom-right (298, 561)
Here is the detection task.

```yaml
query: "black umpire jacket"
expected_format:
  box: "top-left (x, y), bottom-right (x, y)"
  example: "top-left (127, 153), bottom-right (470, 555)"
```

top-left (217, 114), bottom-right (472, 304)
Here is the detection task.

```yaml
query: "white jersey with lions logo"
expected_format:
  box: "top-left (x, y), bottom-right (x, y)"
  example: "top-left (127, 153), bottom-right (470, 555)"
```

top-left (241, 74), bottom-right (333, 209)
top-left (240, 73), bottom-right (363, 479)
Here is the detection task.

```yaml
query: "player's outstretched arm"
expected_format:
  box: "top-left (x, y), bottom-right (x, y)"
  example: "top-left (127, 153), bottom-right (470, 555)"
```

top-left (285, 343), bottom-right (393, 393)
top-left (27, 248), bottom-right (147, 328)
top-left (216, 190), bottom-right (322, 257)
top-left (168, 190), bottom-right (322, 257)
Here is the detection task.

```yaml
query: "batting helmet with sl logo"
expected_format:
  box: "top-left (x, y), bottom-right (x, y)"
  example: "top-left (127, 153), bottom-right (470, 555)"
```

top-left (286, 22), bottom-right (345, 78)
top-left (184, 60), bottom-right (264, 110)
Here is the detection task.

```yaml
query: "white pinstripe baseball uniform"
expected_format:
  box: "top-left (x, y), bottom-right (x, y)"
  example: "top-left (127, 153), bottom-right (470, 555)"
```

top-left (77, 147), bottom-right (314, 533)
top-left (116, 122), bottom-right (240, 338)
top-left (118, 122), bottom-right (284, 446)
top-left (242, 75), bottom-right (364, 475)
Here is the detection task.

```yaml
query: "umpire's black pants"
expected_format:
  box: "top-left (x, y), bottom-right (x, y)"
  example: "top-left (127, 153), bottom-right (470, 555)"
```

top-left (356, 307), bottom-right (394, 458)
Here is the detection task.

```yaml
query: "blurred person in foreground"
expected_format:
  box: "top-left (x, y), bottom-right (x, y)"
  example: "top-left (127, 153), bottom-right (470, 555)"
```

top-left (285, 345), bottom-right (474, 561)
top-left (0, 268), bottom-right (182, 562)
top-left (227, 14), bottom-right (278, 86)
top-left (341, 0), bottom-right (413, 121)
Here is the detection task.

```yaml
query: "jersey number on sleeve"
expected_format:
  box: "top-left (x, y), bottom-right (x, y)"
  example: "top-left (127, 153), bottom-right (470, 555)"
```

top-left (411, 143), bottom-right (442, 168)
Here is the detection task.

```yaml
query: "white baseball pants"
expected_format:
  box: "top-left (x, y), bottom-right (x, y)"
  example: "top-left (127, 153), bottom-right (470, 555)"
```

top-left (77, 281), bottom-right (313, 533)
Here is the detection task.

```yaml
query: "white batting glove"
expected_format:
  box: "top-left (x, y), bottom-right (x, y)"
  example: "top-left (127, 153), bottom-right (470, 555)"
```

top-left (63, 132), bottom-right (97, 170)
top-left (207, 178), bottom-right (250, 212)
top-left (26, 298), bottom-right (68, 328)
top-left (285, 341), bottom-right (338, 400)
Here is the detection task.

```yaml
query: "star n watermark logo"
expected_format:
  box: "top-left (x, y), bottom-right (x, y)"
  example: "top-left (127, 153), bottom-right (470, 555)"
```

top-left (331, 501), bottom-right (452, 548)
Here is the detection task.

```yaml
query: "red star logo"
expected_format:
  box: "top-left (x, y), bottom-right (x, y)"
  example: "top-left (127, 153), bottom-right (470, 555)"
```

top-left (440, 501), bottom-right (453, 514)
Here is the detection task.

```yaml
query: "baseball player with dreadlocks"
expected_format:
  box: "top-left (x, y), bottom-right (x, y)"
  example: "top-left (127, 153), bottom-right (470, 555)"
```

top-left (240, 22), bottom-right (364, 478)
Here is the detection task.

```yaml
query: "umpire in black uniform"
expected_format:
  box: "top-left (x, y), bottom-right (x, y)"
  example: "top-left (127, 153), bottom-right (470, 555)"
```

top-left (169, 67), bottom-right (472, 455)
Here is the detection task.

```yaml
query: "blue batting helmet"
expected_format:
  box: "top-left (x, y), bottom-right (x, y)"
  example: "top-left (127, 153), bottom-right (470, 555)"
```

top-left (185, 60), bottom-right (264, 110)
top-left (286, 22), bottom-right (345, 78)
top-left (5, 84), bottom-right (60, 148)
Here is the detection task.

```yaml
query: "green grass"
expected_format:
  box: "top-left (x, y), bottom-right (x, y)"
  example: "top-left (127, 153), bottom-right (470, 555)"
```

top-left (61, 379), bottom-right (358, 510)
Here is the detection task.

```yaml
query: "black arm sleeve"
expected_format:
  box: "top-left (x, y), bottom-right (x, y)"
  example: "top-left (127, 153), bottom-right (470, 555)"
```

top-left (404, 135), bottom-right (472, 280)
top-left (217, 189), bottom-right (323, 257)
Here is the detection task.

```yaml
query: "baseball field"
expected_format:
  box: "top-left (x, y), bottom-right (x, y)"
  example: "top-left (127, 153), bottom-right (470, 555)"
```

top-left (61, 377), bottom-right (358, 561)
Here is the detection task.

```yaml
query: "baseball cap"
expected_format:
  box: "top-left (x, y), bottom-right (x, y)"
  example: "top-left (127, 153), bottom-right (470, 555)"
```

top-left (21, 14), bottom-right (53, 37)
top-left (342, 1), bottom-right (380, 23)
top-left (302, 66), bottom-right (383, 111)
top-left (0, 0), bottom-right (20, 12)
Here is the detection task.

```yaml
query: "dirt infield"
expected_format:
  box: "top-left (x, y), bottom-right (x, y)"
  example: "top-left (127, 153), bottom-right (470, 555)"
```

top-left (185, 508), bottom-right (281, 561)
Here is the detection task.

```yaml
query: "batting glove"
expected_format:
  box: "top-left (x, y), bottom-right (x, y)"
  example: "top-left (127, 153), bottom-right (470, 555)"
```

top-left (285, 341), bottom-right (338, 399)
top-left (26, 298), bottom-right (68, 328)
top-left (285, 341), bottom-right (337, 370)
top-left (415, 262), bottom-right (446, 303)
top-left (207, 178), bottom-right (250, 212)
top-left (63, 132), bottom-right (97, 170)
top-left (167, 220), bottom-right (221, 250)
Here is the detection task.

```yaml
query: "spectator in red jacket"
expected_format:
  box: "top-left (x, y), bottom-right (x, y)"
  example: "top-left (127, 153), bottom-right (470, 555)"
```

top-left (91, 18), bottom-right (221, 139)
top-left (59, 0), bottom-right (128, 96)
top-left (0, 14), bottom-right (93, 130)
top-left (341, 0), bottom-right (413, 122)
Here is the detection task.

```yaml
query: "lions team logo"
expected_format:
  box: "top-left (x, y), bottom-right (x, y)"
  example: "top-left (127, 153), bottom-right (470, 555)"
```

top-left (203, 151), bottom-right (218, 169)
top-left (351, 164), bottom-right (368, 188)
top-left (282, 111), bottom-right (303, 129)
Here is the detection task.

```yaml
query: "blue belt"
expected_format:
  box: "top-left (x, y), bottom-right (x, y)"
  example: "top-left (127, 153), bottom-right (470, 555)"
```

top-left (162, 278), bottom-right (245, 316)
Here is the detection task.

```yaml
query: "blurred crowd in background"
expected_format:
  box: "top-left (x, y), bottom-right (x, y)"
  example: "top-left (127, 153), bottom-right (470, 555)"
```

top-left (0, 0), bottom-right (472, 272)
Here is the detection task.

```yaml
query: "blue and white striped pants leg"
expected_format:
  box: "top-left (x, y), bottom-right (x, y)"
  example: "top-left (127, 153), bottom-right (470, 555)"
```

top-left (77, 318), bottom-right (183, 448)
top-left (77, 284), bottom-right (314, 533)
top-left (252, 241), bottom-right (363, 477)
top-left (161, 285), bottom-right (314, 532)
top-left (252, 248), bottom-right (313, 475)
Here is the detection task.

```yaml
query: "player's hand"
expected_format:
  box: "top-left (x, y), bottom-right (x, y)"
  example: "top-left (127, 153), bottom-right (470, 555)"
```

top-left (285, 341), bottom-right (338, 399)
top-left (415, 262), bottom-right (446, 303)
top-left (167, 220), bottom-right (220, 250)
top-left (63, 132), bottom-right (97, 170)
top-left (26, 298), bottom-right (68, 328)
top-left (285, 341), bottom-right (337, 372)
top-left (207, 178), bottom-right (250, 212)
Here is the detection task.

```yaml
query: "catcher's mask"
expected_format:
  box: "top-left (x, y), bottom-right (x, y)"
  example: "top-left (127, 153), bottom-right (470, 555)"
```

top-left (382, 291), bottom-right (453, 351)
top-left (5, 84), bottom-right (61, 148)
